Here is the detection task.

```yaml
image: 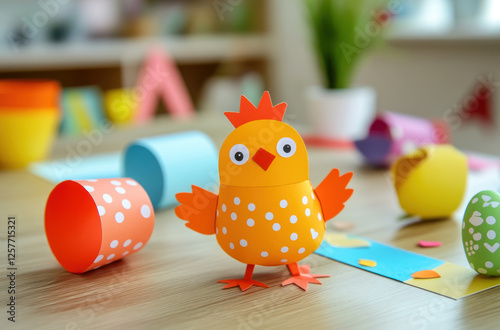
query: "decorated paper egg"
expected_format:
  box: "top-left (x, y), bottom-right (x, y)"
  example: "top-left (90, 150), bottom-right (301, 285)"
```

top-left (463, 190), bottom-right (500, 276)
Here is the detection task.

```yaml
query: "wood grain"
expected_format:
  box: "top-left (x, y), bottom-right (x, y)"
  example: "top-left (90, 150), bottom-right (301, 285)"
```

top-left (0, 115), bottom-right (497, 329)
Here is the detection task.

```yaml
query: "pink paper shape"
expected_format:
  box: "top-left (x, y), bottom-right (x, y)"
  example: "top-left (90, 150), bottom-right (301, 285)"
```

top-left (418, 241), bottom-right (442, 248)
top-left (135, 47), bottom-right (194, 123)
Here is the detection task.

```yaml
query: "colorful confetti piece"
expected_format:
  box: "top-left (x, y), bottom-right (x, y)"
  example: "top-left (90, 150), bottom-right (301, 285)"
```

top-left (359, 259), bottom-right (377, 267)
top-left (411, 270), bottom-right (441, 279)
top-left (418, 241), bottom-right (442, 248)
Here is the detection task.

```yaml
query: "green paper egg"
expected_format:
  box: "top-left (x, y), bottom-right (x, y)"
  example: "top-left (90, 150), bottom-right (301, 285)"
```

top-left (463, 190), bottom-right (500, 276)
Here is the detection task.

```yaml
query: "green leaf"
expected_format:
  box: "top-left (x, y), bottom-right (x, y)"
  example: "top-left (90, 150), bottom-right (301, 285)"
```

top-left (304, 0), bottom-right (389, 89)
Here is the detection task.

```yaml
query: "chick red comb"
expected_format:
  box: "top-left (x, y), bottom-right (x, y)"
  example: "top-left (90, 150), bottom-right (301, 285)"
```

top-left (224, 91), bottom-right (287, 128)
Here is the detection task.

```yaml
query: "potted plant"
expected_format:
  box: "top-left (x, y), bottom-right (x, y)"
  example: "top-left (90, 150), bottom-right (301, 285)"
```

top-left (304, 0), bottom-right (389, 143)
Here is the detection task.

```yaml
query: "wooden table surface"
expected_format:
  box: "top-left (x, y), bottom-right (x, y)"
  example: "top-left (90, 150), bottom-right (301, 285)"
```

top-left (0, 115), bottom-right (498, 330)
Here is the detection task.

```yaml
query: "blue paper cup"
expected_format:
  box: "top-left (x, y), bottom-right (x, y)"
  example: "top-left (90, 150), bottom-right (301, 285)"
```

top-left (124, 131), bottom-right (218, 209)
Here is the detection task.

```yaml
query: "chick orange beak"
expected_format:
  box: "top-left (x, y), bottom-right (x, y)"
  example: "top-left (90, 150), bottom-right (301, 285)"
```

top-left (252, 148), bottom-right (275, 171)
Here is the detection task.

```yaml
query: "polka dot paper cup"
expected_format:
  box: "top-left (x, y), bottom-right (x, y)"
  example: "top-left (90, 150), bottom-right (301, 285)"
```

top-left (45, 178), bottom-right (155, 274)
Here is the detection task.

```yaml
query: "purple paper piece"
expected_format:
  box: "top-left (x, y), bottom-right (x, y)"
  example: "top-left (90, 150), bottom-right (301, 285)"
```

top-left (356, 111), bottom-right (450, 166)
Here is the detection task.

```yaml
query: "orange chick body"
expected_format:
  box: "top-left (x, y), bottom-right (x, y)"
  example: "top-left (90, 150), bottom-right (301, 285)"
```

top-left (176, 92), bottom-right (353, 291)
top-left (216, 182), bottom-right (325, 266)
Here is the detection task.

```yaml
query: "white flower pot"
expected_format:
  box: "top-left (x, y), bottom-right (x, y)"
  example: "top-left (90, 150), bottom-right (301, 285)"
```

top-left (306, 86), bottom-right (377, 141)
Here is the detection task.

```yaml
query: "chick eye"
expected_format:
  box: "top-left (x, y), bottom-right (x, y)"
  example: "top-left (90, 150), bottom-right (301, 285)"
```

top-left (277, 137), bottom-right (296, 158)
top-left (229, 144), bottom-right (250, 165)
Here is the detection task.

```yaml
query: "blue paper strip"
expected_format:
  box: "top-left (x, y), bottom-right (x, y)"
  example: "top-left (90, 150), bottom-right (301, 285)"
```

top-left (315, 237), bottom-right (445, 282)
top-left (29, 152), bottom-right (122, 183)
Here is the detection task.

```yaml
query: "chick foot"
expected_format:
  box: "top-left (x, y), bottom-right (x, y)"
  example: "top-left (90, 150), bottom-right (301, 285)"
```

top-left (218, 264), bottom-right (269, 291)
top-left (282, 263), bottom-right (330, 290)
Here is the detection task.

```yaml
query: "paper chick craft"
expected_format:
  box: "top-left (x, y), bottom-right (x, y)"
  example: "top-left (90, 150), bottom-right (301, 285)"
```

top-left (175, 92), bottom-right (353, 291)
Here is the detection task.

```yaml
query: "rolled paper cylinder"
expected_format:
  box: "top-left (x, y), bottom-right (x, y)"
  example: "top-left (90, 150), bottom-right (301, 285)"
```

top-left (45, 178), bottom-right (155, 274)
top-left (124, 131), bottom-right (218, 209)
top-left (392, 144), bottom-right (467, 219)
top-left (0, 80), bottom-right (61, 110)
top-left (355, 112), bottom-right (451, 167)
top-left (0, 79), bottom-right (61, 168)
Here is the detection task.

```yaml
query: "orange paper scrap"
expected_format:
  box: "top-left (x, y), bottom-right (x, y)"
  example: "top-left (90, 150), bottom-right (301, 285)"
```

top-left (45, 178), bottom-right (155, 274)
top-left (411, 270), bottom-right (441, 279)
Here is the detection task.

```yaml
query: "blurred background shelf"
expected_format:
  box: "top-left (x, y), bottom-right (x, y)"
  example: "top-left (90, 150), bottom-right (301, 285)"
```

top-left (0, 34), bottom-right (270, 71)
top-left (1, 0), bottom-right (500, 154)
top-left (386, 28), bottom-right (500, 44)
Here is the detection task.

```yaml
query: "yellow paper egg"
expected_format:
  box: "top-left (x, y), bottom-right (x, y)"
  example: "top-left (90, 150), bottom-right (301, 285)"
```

top-left (392, 144), bottom-right (468, 219)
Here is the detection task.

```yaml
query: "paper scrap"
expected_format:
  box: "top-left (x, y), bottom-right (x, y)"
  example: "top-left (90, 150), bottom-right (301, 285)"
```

top-left (406, 262), bottom-right (500, 299)
top-left (412, 270), bottom-right (441, 279)
top-left (324, 233), bottom-right (371, 248)
top-left (29, 152), bottom-right (122, 184)
top-left (418, 241), bottom-right (442, 248)
top-left (359, 259), bottom-right (377, 267)
top-left (316, 236), bottom-right (500, 299)
top-left (317, 236), bottom-right (442, 282)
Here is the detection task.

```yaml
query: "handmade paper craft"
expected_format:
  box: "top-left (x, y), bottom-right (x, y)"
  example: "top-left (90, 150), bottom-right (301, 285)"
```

top-left (60, 86), bottom-right (107, 136)
top-left (392, 144), bottom-right (468, 219)
top-left (463, 190), bottom-right (500, 276)
top-left (175, 92), bottom-right (354, 291)
top-left (124, 131), bottom-right (218, 209)
top-left (29, 152), bottom-right (122, 183)
top-left (0, 80), bottom-right (61, 168)
top-left (45, 178), bottom-right (155, 274)
top-left (355, 112), bottom-right (450, 167)
top-left (316, 234), bottom-right (500, 299)
top-left (134, 47), bottom-right (194, 123)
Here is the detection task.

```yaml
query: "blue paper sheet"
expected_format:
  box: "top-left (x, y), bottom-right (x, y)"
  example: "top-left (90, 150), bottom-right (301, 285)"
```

top-left (315, 236), bottom-right (445, 282)
top-left (29, 152), bottom-right (122, 183)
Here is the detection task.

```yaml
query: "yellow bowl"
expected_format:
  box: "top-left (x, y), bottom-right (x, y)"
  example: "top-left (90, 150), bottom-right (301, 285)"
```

top-left (0, 109), bottom-right (59, 169)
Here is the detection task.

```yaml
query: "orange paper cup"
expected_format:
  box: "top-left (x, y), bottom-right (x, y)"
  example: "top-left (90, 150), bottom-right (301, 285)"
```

top-left (45, 178), bottom-right (155, 274)
top-left (0, 79), bottom-right (61, 109)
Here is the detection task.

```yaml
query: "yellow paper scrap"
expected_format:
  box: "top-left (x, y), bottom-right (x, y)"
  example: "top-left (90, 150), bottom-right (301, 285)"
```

top-left (359, 259), bottom-right (377, 267)
top-left (324, 233), bottom-right (371, 248)
top-left (405, 262), bottom-right (500, 299)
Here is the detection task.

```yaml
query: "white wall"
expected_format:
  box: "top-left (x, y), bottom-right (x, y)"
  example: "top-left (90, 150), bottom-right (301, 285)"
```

top-left (269, 0), bottom-right (500, 155)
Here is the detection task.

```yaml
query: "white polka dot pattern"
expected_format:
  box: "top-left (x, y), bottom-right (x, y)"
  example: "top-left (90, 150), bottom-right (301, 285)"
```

top-left (215, 181), bottom-right (325, 266)
top-left (76, 178), bottom-right (154, 272)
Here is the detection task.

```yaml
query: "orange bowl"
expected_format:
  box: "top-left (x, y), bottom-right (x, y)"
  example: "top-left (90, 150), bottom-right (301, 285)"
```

top-left (0, 79), bottom-right (61, 168)
top-left (0, 80), bottom-right (61, 109)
